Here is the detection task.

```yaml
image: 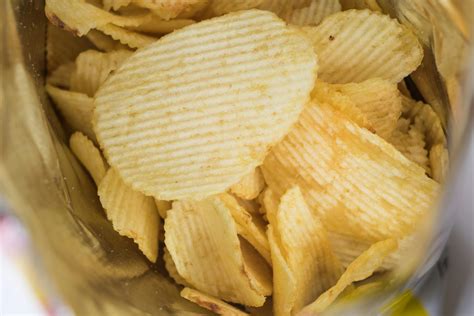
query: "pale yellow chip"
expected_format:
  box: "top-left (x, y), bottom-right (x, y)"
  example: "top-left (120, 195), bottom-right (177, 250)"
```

top-left (69, 132), bottom-right (108, 185)
top-left (134, 0), bottom-right (206, 20)
top-left (86, 29), bottom-right (130, 52)
top-left (163, 247), bottom-right (189, 286)
top-left (96, 24), bottom-right (157, 48)
top-left (45, 0), bottom-right (151, 36)
top-left (94, 10), bottom-right (317, 201)
top-left (127, 18), bottom-right (195, 34)
top-left (206, 0), bottom-right (264, 17)
top-left (258, 187), bottom-right (279, 218)
top-left (230, 167), bottom-right (266, 200)
top-left (46, 84), bottom-right (96, 142)
top-left (180, 287), bottom-right (249, 316)
top-left (103, 0), bottom-right (132, 11)
top-left (281, 0), bottom-right (342, 26)
top-left (154, 199), bottom-right (172, 219)
top-left (301, 9), bottom-right (423, 83)
top-left (269, 187), bottom-right (343, 315)
top-left (98, 168), bottom-right (160, 262)
top-left (299, 239), bottom-right (398, 314)
top-left (47, 62), bottom-right (75, 89)
top-left (70, 49), bottom-right (133, 96)
top-left (429, 144), bottom-right (449, 183)
top-left (47, 23), bottom-right (94, 72)
top-left (164, 197), bottom-right (272, 306)
top-left (218, 193), bottom-right (271, 265)
top-left (330, 78), bottom-right (402, 139)
top-left (261, 101), bottom-right (439, 243)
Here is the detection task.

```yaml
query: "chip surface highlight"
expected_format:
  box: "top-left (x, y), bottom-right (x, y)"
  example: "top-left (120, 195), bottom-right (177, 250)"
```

top-left (94, 10), bottom-right (317, 200)
top-left (69, 132), bottom-right (108, 185)
top-left (98, 168), bottom-right (160, 262)
top-left (301, 9), bottom-right (423, 83)
top-left (180, 287), bottom-right (249, 316)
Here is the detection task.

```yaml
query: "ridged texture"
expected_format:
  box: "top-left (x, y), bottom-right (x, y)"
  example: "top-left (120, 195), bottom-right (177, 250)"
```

top-left (429, 144), bottom-right (449, 183)
top-left (218, 193), bottom-right (271, 265)
top-left (69, 132), bottom-right (108, 185)
top-left (45, 0), bottom-right (151, 36)
top-left (331, 78), bottom-right (402, 139)
top-left (300, 239), bottom-right (398, 314)
top-left (128, 18), bottom-right (195, 34)
top-left (94, 10), bottom-right (317, 200)
top-left (96, 24), bottom-right (157, 49)
top-left (180, 287), bottom-right (249, 316)
top-left (281, 0), bottom-right (341, 26)
top-left (70, 49), bottom-right (133, 96)
top-left (46, 84), bottom-right (96, 142)
top-left (165, 197), bottom-right (271, 306)
top-left (47, 62), bottom-right (75, 89)
top-left (134, 0), bottom-right (206, 20)
top-left (154, 199), bottom-right (172, 219)
top-left (46, 23), bottom-right (94, 71)
top-left (268, 187), bottom-right (342, 315)
top-left (261, 101), bottom-right (439, 242)
top-left (301, 9), bottom-right (423, 83)
top-left (98, 168), bottom-right (160, 262)
top-left (208, 0), bottom-right (264, 16)
top-left (103, 0), bottom-right (132, 11)
top-left (163, 247), bottom-right (189, 286)
top-left (86, 30), bottom-right (130, 52)
top-left (230, 167), bottom-right (266, 200)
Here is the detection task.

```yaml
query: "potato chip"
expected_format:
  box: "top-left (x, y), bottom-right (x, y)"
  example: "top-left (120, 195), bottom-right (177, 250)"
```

top-left (280, 0), bottom-right (342, 26)
top-left (47, 62), bottom-right (75, 89)
top-left (299, 239), bottom-right (398, 314)
top-left (269, 187), bottom-right (343, 315)
top-left (47, 23), bottom-right (94, 72)
top-left (69, 132), bottom-right (108, 185)
top-left (163, 247), bottom-right (189, 286)
top-left (230, 168), bottom-right (266, 200)
top-left (98, 168), bottom-right (160, 262)
top-left (181, 287), bottom-right (249, 316)
top-left (329, 79), bottom-right (402, 139)
top-left (165, 197), bottom-right (271, 306)
top-left (218, 193), bottom-right (271, 265)
top-left (96, 24), bottom-right (157, 48)
top-left (134, 0), bottom-right (207, 20)
top-left (240, 238), bottom-right (273, 296)
top-left (128, 18), bottom-right (195, 34)
top-left (234, 196), bottom-right (260, 215)
top-left (94, 10), bottom-right (317, 200)
top-left (70, 49), bottom-right (133, 96)
top-left (339, 0), bottom-right (382, 11)
top-left (154, 199), bottom-right (172, 219)
top-left (429, 144), bottom-right (449, 183)
top-left (301, 9), bottom-right (423, 83)
top-left (103, 0), bottom-right (132, 11)
top-left (45, 0), bottom-right (151, 36)
top-left (261, 101), bottom-right (439, 243)
top-left (398, 80), bottom-right (411, 97)
top-left (86, 29), bottom-right (130, 52)
top-left (45, 84), bottom-right (96, 142)
top-left (207, 0), bottom-right (264, 16)
top-left (258, 187), bottom-right (279, 219)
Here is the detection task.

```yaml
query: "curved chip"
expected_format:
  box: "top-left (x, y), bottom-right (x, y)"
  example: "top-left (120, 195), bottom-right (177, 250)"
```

top-left (94, 10), bottom-right (318, 200)
top-left (181, 287), bottom-right (249, 316)
top-left (134, 0), bottom-right (207, 20)
top-left (164, 197), bottom-right (271, 306)
top-left (163, 247), bottom-right (189, 286)
top-left (269, 187), bottom-right (343, 315)
top-left (207, 0), bottom-right (264, 16)
top-left (128, 18), bottom-right (195, 34)
top-left (103, 0), bottom-right (132, 11)
top-left (261, 101), bottom-right (439, 243)
top-left (47, 62), bottom-right (75, 89)
top-left (230, 167), bottom-right (266, 200)
top-left (301, 9), bottom-right (423, 83)
top-left (299, 239), bottom-right (398, 314)
top-left (86, 30), bottom-right (130, 52)
top-left (45, 0), bottom-right (151, 36)
top-left (429, 144), bottom-right (449, 183)
top-left (154, 199), bottom-right (172, 219)
top-left (98, 168), bottom-right (160, 262)
top-left (281, 0), bottom-right (341, 26)
top-left (96, 24), bottom-right (157, 48)
top-left (45, 84), bottom-right (96, 142)
top-left (69, 132), bottom-right (108, 185)
top-left (70, 49), bottom-right (133, 96)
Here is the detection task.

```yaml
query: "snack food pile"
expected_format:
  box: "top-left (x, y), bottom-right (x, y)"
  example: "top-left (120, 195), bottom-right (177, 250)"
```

top-left (45, 1), bottom-right (449, 315)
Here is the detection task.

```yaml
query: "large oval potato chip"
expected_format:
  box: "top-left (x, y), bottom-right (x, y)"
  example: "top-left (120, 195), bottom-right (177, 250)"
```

top-left (94, 9), bottom-right (317, 200)
top-left (301, 9), bottom-right (423, 83)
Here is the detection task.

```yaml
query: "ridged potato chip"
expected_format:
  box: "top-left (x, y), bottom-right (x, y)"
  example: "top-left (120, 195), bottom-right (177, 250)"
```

top-left (230, 168), bottom-right (266, 200)
top-left (47, 23), bottom-right (94, 71)
top-left (46, 84), bottom-right (96, 142)
top-left (329, 79), bottom-right (402, 139)
top-left (269, 187), bottom-right (343, 315)
top-left (154, 199), bottom-right (172, 219)
top-left (47, 62), bottom-right (75, 89)
top-left (45, 0), bottom-right (150, 36)
top-left (98, 168), bottom-right (160, 262)
top-left (69, 132), bottom-right (108, 185)
top-left (299, 239), bottom-right (398, 315)
top-left (301, 9), bottom-right (423, 83)
top-left (181, 287), bottom-right (249, 316)
top-left (206, 0), bottom-right (264, 16)
top-left (103, 0), bottom-right (132, 11)
top-left (134, 0), bottom-right (207, 20)
top-left (128, 18), bottom-right (195, 34)
top-left (94, 10), bottom-right (318, 201)
top-left (165, 197), bottom-right (271, 306)
top-left (96, 24), bottom-right (157, 48)
top-left (281, 0), bottom-right (341, 26)
top-left (86, 29), bottom-right (130, 52)
top-left (261, 101), bottom-right (439, 243)
top-left (163, 247), bottom-right (189, 286)
top-left (339, 0), bottom-right (382, 11)
top-left (70, 49), bottom-right (132, 96)
top-left (429, 144), bottom-right (449, 183)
